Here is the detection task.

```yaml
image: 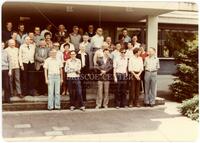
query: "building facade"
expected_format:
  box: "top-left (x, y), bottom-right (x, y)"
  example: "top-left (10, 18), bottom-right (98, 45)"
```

top-left (2, 1), bottom-right (198, 74)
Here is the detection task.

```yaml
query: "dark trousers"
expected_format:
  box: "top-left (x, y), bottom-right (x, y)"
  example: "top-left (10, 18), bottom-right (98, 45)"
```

top-left (67, 77), bottom-right (84, 107)
top-left (2, 70), bottom-right (11, 103)
top-left (80, 73), bottom-right (87, 101)
top-left (129, 73), bottom-right (140, 105)
top-left (115, 73), bottom-right (127, 107)
top-left (36, 67), bottom-right (47, 95)
top-left (22, 62), bottom-right (35, 95)
top-left (140, 71), bottom-right (145, 92)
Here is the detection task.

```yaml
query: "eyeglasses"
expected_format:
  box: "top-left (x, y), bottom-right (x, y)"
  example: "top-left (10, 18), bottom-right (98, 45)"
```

top-left (121, 51), bottom-right (126, 54)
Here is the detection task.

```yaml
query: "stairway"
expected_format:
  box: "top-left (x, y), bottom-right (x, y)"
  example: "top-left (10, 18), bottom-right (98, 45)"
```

top-left (2, 81), bottom-right (165, 111)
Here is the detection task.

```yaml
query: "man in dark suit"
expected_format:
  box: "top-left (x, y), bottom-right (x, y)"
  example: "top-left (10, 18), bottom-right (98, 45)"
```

top-left (53, 24), bottom-right (68, 44)
top-left (34, 40), bottom-right (50, 95)
top-left (76, 45), bottom-right (89, 102)
top-left (2, 22), bottom-right (13, 43)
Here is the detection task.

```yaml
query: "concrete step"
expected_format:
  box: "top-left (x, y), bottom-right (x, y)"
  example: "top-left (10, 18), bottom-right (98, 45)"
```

top-left (2, 93), bottom-right (165, 111)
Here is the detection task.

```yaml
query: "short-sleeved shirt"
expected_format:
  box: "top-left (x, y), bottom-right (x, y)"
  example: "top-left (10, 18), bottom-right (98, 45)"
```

top-left (113, 56), bottom-right (128, 74)
top-left (144, 56), bottom-right (160, 72)
top-left (43, 57), bottom-right (63, 75)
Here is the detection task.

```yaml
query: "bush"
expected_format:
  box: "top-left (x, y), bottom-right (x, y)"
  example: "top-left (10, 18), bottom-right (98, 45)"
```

top-left (170, 35), bottom-right (198, 101)
top-left (178, 95), bottom-right (199, 121)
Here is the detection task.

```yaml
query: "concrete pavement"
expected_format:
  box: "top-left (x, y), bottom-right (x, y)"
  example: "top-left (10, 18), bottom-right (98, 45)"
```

top-left (2, 101), bottom-right (199, 142)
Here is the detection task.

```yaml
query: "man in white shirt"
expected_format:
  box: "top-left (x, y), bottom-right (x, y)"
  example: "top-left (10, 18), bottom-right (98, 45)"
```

top-left (113, 48), bottom-right (128, 108)
top-left (5, 39), bottom-right (22, 98)
top-left (90, 28), bottom-right (104, 68)
top-left (128, 48), bottom-right (143, 107)
top-left (144, 47), bottom-right (160, 107)
top-left (65, 51), bottom-right (85, 111)
top-left (125, 42), bottom-right (134, 60)
top-left (132, 35), bottom-right (141, 49)
top-left (44, 49), bottom-right (63, 110)
top-left (19, 36), bottom-right (36, 96)
top-left (91, 28), bottom-right (104, 51)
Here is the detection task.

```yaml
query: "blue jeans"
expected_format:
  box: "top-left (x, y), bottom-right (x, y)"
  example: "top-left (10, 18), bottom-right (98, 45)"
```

top-left (67, 77), bottom-right (84, 107)
top-left (48, 74), bottom-right (61, 109)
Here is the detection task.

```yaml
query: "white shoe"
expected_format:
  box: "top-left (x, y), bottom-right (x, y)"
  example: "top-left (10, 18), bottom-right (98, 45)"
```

top-left (116, 106), bottom-right (120, 109)
top-left (80, 106), bottom-right (86, 111)
top-left (95, 106), bottom-right (100, 109)
top-left (103, 106), bottom-right (108, 109)
top-left (70, 106), bottom-right (75, 111)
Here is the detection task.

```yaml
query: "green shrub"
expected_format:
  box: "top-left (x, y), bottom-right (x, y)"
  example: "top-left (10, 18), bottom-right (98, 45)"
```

top-left (178, 95), bottom-right (199, 121)
top-left (170, 35), bottom-right (198, 101)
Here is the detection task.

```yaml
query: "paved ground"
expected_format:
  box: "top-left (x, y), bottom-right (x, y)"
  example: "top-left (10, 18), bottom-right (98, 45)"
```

top-left (2, 75), bottom-right (199, 141)
top-left (2, 101), bottom-right (198, 141)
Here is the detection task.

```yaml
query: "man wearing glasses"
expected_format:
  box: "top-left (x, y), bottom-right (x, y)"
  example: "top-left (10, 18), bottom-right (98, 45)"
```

top-left (113, 48), bottom-right (128, 109)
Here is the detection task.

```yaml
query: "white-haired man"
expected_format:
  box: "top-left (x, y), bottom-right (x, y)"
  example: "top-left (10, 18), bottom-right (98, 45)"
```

top-left (19, 36), bottom-right (36, 96)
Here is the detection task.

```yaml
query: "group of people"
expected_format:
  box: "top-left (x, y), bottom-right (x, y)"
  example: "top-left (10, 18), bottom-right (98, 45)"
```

top-left (2, 22), bottom-right (160, 111)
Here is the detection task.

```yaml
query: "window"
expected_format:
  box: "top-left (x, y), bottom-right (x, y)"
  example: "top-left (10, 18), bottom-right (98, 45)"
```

top-left (158, 29), bottom-right (197, 58)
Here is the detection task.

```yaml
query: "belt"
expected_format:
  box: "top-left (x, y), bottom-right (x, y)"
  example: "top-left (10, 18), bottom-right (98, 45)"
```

top-left (145, 70), bottom-right (157, 72)
top-left (92, 47), bottom-right (101, 50)
top-left (49, 74), bottom-right (60, 76)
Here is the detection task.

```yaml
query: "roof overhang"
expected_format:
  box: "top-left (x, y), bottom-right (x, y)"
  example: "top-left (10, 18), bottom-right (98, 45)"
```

top-left (2, 1), bottom-right (198, 23)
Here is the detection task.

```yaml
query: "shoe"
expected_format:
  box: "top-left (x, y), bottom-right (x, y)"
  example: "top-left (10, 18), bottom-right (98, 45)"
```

top-left (116, 106), bottom-right (120, 109)
top-left (95, 106), bottom-right (100, 109)
top-left (104, 106), bottom-right (108, 109)
top-left (62, 91), bottom-right (66, 96)
top-left (80, 106), bottom-right (86, 111)
top-left (70, 106), bottom-right (75, 111)
top-left (128, 105), bottom-right (133, 108)
top-left (3, 100), bottom-right (11, 104)
top-left (136, 103), bottom-right (141, 107)
top-left (48, 109), bottom-right (53, 111)
top-left (17, 94), bottom-right (24, 98)
top-left (144, 103), bottom-right (150, 107)
top-left (55, 108), bottom-right (61, 110)
top-left (150, 104), bottom-right (155, 107)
